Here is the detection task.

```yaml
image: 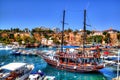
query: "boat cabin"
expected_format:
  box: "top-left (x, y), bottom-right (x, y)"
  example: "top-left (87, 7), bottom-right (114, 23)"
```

top-left (0, 62), bottom-right (33, 80)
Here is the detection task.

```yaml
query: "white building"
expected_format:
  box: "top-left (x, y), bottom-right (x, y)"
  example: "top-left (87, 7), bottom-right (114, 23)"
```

top-left (41, 38), bottom-right (48, 45)
top-left (52, 27), bottom-right (60, 33)
top-left (48, 39), bottom-right (54, 46)
top-left (93, 31), bottom-right (103, 36)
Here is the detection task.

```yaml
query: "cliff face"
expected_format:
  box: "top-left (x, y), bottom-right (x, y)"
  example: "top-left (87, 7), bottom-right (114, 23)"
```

top-left (33, 33), bottom-right (41, 42)
top-left (14, 33), bottom-right (30, 39)
top-left (1, 33), bottom-right (8, 37)
top-left (0, 28), bottom-right (119, 46)
top-left (110, 33), bottom-right (118, 45)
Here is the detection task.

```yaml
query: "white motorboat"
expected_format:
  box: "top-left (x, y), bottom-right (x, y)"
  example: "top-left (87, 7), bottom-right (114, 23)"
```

top-left (28, 70), bottom-right (55, 80)
top-left (0, 45), bottom-right (13, 50)
top-left (0, 62), bottom-right (34, 80)
top-left (28, 70), bottom-right (44, 80)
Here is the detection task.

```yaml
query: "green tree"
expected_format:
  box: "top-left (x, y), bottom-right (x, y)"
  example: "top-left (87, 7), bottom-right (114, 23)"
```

top-left (87, 35), bottom-right (103, 44)
top-left (23, 36), bottom-right (36, 44)
top-left (86, 30), bottom-right (91, 35)
top-left (73, 30), bottom-right (79, 35)
top-left (104, 33), bottom-right (111, 43)
top-left (16, 36), bottom-right (22, 44)
top-left (103, 31), bottom-right (107, 35)
top-left (24, 28), bottom-right (29, 32)
top-left (47, 29), bottom-right (54, 34)
top-left (52, 37), bottom-right (60, 45)
top-left (95, 35), bottom-right (103, 43)
top-left (30, 37), bottom-right (36, 43)
top-left (67, 28), bottom-right (73, 32)
top-left (117, 33), bottom-right (120, 41)
top-left (44, 34), bottom-right (50, 39)
top-left (64, 28), bottom-right (73, 33)
top-left (102, 31), bottom-right (111, 43)
top-left (0, 36), bottom-right (10, 44)
top-left (13, 28), bottom-right (23, 32)
top-left (9, 34), bottom-right (14, 39)
top-left (23, 36), bottom-right (30, 44)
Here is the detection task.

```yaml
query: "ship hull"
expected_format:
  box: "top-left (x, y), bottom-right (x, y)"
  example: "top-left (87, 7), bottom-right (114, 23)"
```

top-left (44, 58), bottom-right (104, 73)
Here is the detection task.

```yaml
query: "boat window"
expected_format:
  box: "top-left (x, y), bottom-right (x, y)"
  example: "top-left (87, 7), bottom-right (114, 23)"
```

top-left (0, 69), bottom-right (11, 73)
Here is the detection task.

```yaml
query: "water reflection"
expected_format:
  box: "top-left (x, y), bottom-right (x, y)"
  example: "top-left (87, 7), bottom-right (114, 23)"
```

top-left (43, 65), bottom-right (106, 80)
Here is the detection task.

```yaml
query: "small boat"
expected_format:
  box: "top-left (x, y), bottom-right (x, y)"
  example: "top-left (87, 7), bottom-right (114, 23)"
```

top-left (0, 45), bottom-right (13, 50)
top-left (11, 49), bottom-right (22, 55)
top-left (28, 70), bottom-right (44, 80)
top-left (0, 62), bottom-right (34, 80)
top-left (28, 70), bottom-right (55, 80)
top-left (11, 49), bottom-right (38, 56)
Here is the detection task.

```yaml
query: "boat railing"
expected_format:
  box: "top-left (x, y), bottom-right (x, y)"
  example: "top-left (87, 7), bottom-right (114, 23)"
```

top-left (58, 53), bottom-right (101, 59)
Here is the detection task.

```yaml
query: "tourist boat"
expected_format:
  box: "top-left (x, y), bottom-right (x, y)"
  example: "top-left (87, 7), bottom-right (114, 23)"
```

top-left (42, 48), bottom-right (104, 72)
top-left (0, 62), bottom-right (34, 80)
top-left (41, 10), bottom-right (104, 72)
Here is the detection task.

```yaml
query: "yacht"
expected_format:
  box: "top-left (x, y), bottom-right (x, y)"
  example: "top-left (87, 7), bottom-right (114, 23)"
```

top-left (0, 62), bottom-right (34, 80)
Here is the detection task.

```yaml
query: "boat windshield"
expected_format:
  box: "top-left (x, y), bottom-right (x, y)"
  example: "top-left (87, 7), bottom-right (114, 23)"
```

top-left (0, 69), bottom-right (11, 73)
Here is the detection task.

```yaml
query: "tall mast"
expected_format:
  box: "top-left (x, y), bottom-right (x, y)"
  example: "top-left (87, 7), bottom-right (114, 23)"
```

top-left (83, 9), bottom-right (86, 53)
top-left (61, 10), bottom-right (65, 52)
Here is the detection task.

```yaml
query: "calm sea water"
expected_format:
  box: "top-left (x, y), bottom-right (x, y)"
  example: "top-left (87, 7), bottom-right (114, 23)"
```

top-left (0, 47), bottom-right (118, 80)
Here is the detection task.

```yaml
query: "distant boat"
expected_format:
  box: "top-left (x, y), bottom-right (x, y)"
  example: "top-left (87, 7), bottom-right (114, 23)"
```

top-left (0, 62), bottom-right (34, 80)
top-left (0, 45), bottom-right (13, 50)
top-left (11, 49), bottom-right (38, 56)
top-left (11, 49), bottom-right (22, 55)
top-left (25, 43), bottom-right (40, 48)
top-left (28, 70), bottom-right (55, 80)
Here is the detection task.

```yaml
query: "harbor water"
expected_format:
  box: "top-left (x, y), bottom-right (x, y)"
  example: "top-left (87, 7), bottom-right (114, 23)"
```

top-left (0, 47), bottom-right (118, 80)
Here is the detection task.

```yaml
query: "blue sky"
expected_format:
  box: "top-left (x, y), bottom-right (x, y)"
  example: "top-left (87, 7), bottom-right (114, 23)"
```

top-left (0, 0), bottom-right (120, 31)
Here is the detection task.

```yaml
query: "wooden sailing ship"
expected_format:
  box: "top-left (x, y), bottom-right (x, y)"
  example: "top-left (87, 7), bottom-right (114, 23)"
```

top-left (41, 10), bottom-right (104, 72)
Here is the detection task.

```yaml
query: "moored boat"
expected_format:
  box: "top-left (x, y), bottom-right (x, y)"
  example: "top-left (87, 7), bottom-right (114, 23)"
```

top-left (28, 70), bottom-right (44, 80)
top-left (41, 9), bottom-right (104, 73)
top-left (42, 47), bottom-right (104, 72)
top-left (0, 62), bottom-right (34, 80)
top-left (0, 45), bottom-right (13, 50)
top-left (11, 49), bottom-right (38, 56)
top-left (11, 49), bottom-right (22, 55)
top-left (28, 70), bottom-right (55, 80)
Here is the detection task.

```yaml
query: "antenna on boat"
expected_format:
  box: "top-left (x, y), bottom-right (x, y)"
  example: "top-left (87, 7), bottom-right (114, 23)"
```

top-left (61, 10), bottom-right (65, 52)
top-left (83, 9), bottom-right (86, 53)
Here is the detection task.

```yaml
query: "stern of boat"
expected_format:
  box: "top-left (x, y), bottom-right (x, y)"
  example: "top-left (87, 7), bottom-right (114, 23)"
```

top-left (27, 64), bottom-right (34, 71)
top-left (95, 64), bottom-right (104, 69)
